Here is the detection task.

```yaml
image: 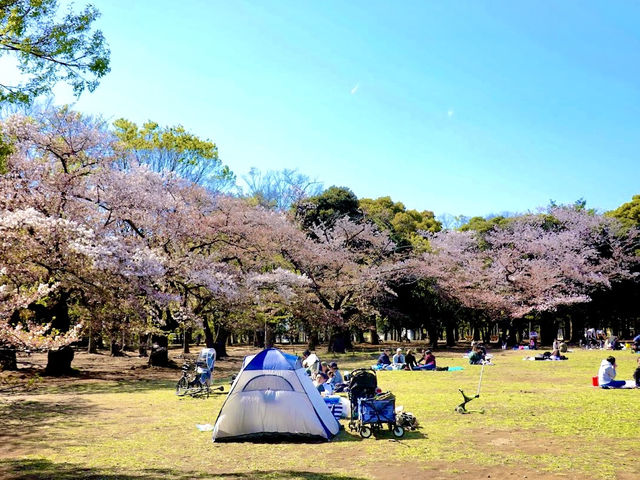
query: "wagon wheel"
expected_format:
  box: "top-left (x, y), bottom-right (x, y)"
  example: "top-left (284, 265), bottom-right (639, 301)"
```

top-left (392, 425), bottom-right (405, 438)
top-left (359, 426), bottom-right (372, 438)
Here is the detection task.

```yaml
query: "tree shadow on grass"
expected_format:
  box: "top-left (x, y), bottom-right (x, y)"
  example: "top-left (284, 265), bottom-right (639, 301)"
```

top-left (0, 459), bottom-right (370, 480)
top-left (333, 426), bottom-right (427, 443)
top-left (0, 399), bottom-right (94, 454)
top-left (37, 378), bottom-right (178, 395)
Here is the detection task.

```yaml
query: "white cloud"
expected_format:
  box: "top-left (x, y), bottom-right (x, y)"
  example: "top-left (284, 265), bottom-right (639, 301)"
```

top-left (447, 109), bottom-right (454, 118)
top-left (350, 83), bottom-right (360, 95)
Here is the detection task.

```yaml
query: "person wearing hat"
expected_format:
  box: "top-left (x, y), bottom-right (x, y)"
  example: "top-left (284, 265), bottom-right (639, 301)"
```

top-left (392, 347), bottom-right (405, 367)
top-left (327, 362), bottom-right (343, 385)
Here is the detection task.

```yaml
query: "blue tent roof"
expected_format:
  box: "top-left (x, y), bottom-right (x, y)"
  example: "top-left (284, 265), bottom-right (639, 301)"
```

top-left (243, 348), bottom-right (302, 371)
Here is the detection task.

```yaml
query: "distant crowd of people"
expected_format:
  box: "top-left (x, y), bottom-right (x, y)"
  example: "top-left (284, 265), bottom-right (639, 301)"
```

top-left (376, 347), bottom-right (438, 370)
top-left (300, 330), bottom-right (640, 394)
top-left (584, 328), bottom-right (640, 352)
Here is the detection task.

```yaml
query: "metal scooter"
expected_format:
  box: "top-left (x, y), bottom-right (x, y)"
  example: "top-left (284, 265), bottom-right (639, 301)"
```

top-left (455, 362), bottom-right (485, 414)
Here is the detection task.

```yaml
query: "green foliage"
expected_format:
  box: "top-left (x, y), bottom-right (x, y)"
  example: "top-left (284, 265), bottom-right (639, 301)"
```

top-left (606, 194), bottom-right (640, 228)
top-left (360, 196), bottom-right (441, 252)
top-left (113, 118), bottom-right (234, 189)
top-left (0, 0), bottom-right (110, 105)
top-left (0, 132), bottom-right (11, 173)
top-left (296, 186), bottom-right (360, 230)
top-left (459, 215), bottom-right (510, 233)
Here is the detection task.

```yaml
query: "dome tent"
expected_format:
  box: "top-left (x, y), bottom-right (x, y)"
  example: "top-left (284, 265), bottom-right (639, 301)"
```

top-left (212, 348), bottom-right (340, 442)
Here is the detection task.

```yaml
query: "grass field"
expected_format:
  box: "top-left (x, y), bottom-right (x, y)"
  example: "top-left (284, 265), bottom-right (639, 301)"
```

top-left (1, 346), bottom-right (639, 480)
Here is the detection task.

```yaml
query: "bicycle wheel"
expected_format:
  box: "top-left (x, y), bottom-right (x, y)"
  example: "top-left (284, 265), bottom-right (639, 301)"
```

top-left (176, 377), bottom-right (188, 396)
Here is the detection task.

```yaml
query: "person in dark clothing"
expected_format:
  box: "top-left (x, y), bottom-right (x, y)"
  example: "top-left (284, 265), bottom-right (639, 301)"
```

top-left (377, 349), bottom-right (391, 366)
top-left (413, 349), bottom-right (436, 370)
top-left (403, 349), bottom-right (418, 370)
top-left (634, 357), bottom-right (640, 388)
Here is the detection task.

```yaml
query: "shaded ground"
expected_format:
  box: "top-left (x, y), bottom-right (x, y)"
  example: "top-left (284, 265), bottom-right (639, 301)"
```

top-left (1, 345), bottom-right (639, 480)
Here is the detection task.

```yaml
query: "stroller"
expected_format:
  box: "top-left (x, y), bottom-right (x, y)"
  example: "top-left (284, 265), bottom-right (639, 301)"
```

top-left (347, 368), bottom-right (404, 438)
top-left (176, 348), bottom-right (223, 398)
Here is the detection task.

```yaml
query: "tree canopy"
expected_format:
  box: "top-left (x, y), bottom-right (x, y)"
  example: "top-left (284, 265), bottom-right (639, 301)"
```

top-left (607, 194), bottom-right (640, 228)
top-left (112, 118), bottom-right (234, 191)
top-left (0, 0), bottom-right (110, 105)
top-left (1, 107), bottom-right (639, 357)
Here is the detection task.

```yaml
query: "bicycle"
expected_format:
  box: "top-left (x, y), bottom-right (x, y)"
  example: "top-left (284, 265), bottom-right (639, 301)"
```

top-left (175, 348), bottom-right (224, 398)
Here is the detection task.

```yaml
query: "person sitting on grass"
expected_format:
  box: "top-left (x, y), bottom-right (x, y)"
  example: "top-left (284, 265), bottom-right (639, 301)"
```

top-left (302, 350), bottom-right (320, 376)
top-left (327, 362), bottom-right (347, 392)
top-left (469, 345), bottom-right (484, 365)
top-left (377, 348), bottom-right (391, 367)
top-left (392, 348), bottom-right (405, 368)
top-left (403, 349), bottom-right (418, 370)
top-left (414, 349), bottom-right (436, 370)
top-left (314, 372), bottom-right (332, 394)
top-left (598, 356), bottom-right (626, 389)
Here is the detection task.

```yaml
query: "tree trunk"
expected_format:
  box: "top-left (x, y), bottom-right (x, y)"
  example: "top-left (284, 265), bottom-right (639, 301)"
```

top-left (307, 331), bottom-right (319, 351)
top-left (369, 326), bottom-right (379, 345)
top-left (45, 346), bottom-right (74, 376)
top-left (427, 324), bottom-right (439, 349)
top-left (109, 338), bottom-right (122, 356)
top-left (214, 325), bottom-right (229, 358)
top-left (539, 315), bottom-right (555, 347)
top-left (445, 318), bottom-right (456, 347)
top-left (0, 348), bottom-right (17, 371)
top-left (50, 290), bottom-right (71, 333)
top-left (264, 324), bottom-right (275, 348)
top-left (203, 318), bottom-right (215, 348)
top-left (138, 333), bottom-right (149, 357)
top-left (183, 327), bottom-right (192, 354)
top-left (148, 335), bottom-right (169, 367)
top-left (87, 328), bottom-right (98, 354)
top-left (328, 327), bottom-right (351, 354)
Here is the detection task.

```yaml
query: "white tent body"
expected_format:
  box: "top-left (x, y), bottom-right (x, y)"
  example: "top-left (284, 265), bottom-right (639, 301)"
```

top-left (212, 348), bottom-right (340, 442)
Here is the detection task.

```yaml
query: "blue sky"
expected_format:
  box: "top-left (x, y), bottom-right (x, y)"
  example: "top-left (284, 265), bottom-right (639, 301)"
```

top-left (33, 1), bottom-right (640, 216)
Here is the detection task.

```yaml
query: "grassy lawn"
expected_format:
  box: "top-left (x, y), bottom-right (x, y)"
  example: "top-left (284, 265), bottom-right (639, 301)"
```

top-left (1, 347), bottom-right (639, 480)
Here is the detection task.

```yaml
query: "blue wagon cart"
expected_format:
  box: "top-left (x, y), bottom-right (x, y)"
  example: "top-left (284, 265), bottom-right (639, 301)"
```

top-left (353, 396), bottom-right (404, 438)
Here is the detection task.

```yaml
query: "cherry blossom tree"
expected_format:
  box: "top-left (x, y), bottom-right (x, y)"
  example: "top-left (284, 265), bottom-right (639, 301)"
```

top-left (420, 206), bottom-right (639, 344)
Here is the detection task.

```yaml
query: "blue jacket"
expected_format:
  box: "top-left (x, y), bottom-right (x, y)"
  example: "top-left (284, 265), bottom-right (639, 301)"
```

top-left (377, 353), bottom-right (391, 365)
